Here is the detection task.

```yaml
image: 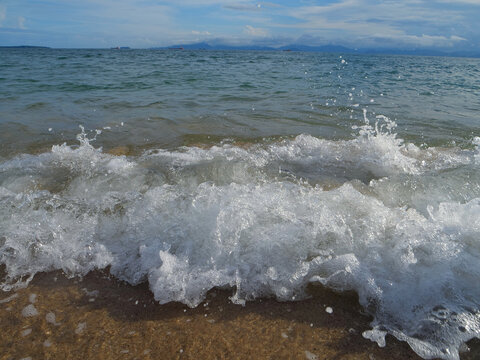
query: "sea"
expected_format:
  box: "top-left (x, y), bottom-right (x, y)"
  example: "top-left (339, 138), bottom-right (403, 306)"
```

top-left (1, 48), bottom-right (480, 359)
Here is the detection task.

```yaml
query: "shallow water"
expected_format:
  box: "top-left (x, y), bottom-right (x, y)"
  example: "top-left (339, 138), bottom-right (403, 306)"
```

top-left (1, 49), bottom-right (480, 360)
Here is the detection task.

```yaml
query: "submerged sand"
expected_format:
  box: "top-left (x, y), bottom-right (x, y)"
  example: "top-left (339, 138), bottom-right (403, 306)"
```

top-left (0, 271), bottom-right (478, 360)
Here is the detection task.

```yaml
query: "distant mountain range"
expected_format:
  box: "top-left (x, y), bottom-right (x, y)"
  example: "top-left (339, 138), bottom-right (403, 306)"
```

top-left (150, 42), bottom-right (480, 58)
top-left (0, 45), bottom-right (50, 49)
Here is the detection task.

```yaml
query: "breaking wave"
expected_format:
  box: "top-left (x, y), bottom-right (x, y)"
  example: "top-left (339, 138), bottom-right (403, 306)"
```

top-left (1, 117), bottom-right (480, 359)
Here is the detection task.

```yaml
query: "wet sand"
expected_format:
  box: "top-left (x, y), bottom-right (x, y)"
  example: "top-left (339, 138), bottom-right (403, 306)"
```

top-left (0, 271), bottom-right (478, 360)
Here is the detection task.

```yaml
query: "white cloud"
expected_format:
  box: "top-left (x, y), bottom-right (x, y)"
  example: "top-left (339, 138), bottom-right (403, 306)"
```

top-left (75, 1), bottom-right (178, 46)
top-left (244, 24), bottom-right (268, 36)
top-left (384, 34), bottom-right (467, 47)
top-left (161, 0), bottom-right (253, 6)
top-left (192, 30), bottom-right (212, 35)
top-left (0, 6), bottom-right (6, 27)
top-left (17, 16), bottom-right (26, 29)
top-left (224, 3), bottom-right (262, 11)
top-left (267, 0), bottom-right (471, 48)
top-left (436, 0), bottom-right (480, 4)
top-left (289, 0), bottom-right (461, 26)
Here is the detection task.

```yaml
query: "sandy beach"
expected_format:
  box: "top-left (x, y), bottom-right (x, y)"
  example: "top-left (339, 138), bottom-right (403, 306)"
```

top-left (1, 270), bottom-right (476, 360)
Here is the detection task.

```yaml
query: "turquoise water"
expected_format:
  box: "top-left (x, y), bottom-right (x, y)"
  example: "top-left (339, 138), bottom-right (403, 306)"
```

top-left (1, 49), bottom-right (480, 359)
top-left (1, 49), bottom-right (479, 155)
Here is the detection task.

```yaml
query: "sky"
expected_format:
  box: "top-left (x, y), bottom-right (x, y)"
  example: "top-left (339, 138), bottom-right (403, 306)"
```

top-left (0, 0), bottom-right (480, 51)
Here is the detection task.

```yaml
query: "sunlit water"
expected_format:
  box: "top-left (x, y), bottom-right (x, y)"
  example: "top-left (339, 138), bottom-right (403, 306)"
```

top-left (1, 49), bottom-right (480, 359)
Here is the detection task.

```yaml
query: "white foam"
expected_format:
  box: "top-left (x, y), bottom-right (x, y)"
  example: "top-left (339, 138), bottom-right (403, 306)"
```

top-left (1, 122), bottom-right (479, 359)
top-left (81, 288), bottom-right (99, 297)
top-left (0, 293), bottom-right (18, 304)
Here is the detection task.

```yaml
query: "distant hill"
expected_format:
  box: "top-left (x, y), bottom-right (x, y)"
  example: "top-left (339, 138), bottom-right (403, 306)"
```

top-left (151, 42), bottom-right (277, 51)
top-left (0, 45), bottom-right (50, 49)
top-left (150, 42), bottom-right (480, 58)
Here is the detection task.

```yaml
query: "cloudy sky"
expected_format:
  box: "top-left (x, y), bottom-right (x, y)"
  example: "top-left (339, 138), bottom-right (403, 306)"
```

top-left (0, 0), bottom-right (479, 50)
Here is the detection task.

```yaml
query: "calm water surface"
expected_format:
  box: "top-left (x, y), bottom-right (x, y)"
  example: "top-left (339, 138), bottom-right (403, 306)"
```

top-left (1, 49), bottom-right (479, 155)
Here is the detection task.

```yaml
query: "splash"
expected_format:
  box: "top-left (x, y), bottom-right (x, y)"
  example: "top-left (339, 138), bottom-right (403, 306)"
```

top-left (0, 120), bottom-right (479, 359)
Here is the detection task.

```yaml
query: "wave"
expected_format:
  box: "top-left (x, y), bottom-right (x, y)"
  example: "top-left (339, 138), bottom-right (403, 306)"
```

top-left (1, 117), bottom-right (479, 359)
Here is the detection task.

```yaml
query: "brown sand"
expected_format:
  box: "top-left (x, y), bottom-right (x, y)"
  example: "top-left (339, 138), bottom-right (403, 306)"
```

top-left (0, 271), bottom-right (478, 360)
top-left (106, 146), bottom-right (132, 156)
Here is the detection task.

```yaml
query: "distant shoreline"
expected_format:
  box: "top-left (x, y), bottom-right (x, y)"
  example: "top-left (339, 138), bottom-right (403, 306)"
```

top-left (0, 45), bottom-right (51, 49)
top-left (1, 44), bottom-right (479, 58)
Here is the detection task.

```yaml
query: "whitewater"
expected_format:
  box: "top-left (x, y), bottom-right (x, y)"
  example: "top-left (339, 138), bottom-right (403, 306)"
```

top-left (1, 114), bottom-right (480, 360)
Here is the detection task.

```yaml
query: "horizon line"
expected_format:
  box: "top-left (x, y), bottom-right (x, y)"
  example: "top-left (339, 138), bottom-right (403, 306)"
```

top-left (1, 44), bottom-right (480, 59)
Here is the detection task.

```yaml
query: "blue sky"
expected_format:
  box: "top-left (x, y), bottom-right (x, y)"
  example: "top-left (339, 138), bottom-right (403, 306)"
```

top-left (0, 0), bottom-right (479, 50)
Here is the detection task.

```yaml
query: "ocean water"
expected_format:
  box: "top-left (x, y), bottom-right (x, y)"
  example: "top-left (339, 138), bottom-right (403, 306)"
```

top-left (1, 48), bottom-right (480, 359)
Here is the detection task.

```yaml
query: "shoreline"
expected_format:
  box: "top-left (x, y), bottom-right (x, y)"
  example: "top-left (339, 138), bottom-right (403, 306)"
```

top-left (0, 270), bottom-right (460, 360)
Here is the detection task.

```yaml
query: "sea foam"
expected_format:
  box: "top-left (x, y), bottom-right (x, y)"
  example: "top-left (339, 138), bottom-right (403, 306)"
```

top-left (1, 120), bottom-right (479, 359)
